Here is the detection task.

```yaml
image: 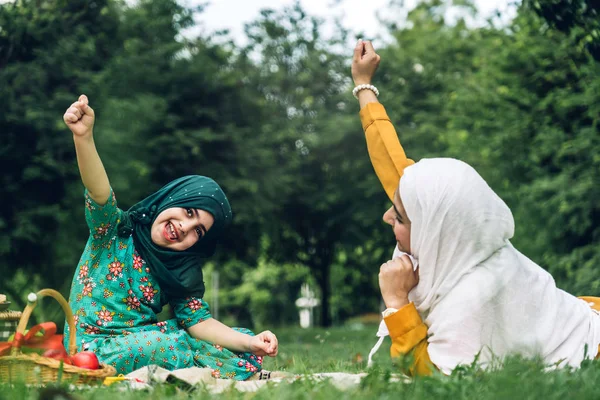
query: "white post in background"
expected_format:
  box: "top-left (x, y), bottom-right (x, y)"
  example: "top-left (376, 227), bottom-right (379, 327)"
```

top-left (211, 270), bottom-right (219, 320)
top-left (295, 283), bottom-right (319, 328)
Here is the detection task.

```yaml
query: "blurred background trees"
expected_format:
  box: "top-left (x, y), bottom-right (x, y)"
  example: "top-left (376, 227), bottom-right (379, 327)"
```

top-left (1, 0), bottom-right (598, 327)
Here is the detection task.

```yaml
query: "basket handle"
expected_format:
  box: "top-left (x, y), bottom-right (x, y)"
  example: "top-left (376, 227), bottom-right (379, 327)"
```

top-left (11, 289), bottom-right (77, 357)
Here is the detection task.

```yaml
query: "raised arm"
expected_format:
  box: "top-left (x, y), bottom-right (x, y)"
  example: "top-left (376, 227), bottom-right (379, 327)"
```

top-left (63, 94), bottom-right (111, 205)
top-left (351, 40), bottom-right (414, 201)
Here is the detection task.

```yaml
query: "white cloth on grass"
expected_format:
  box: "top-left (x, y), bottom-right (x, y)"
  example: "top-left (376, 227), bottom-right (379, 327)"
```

top-left (122, 365), bottom-right (406, 392)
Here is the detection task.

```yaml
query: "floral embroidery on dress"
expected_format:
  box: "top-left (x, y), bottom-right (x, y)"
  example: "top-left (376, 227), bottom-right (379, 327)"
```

top-left (94, 223), bottom-right (111, 239)
top-left (85, 198), bottom-right (95, 212)
top-left (186, 298), bottom-right (203, 313)
top-left (123, 289), bottom-right (142, 311)
top-left (107, 258), bottom-right (124, 280)
top-left (82, 280), bottom-right (94, 297)
top-left (133, 252), bottom-right (145, 272)
top-left (156, 321), bottom-right (167, 333)
top-left (95, 306), bottom-right (116, 326)
top-left (84, 324), bottom-right (101, 335)
top-left (139, 282), bottom-right (158, 303)
top-left (78, 261), bottom-right (89, 282)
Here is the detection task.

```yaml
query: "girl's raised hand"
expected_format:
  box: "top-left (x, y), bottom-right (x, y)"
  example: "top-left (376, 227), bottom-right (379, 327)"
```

top-left (248, 330), bottom-right (278, 357)
top-left (63, 94), bottom-right (95, 137)
top-left (379, 255), bottom-right (419, 309)
top-left (351, 40), bottom-right (381, 86)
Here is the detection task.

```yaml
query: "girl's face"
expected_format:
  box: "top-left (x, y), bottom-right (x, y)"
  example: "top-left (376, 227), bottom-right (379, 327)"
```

top-left (151, 207), bottom-right (215, 251)
top-left (382, 188), bottom-right (411, 254)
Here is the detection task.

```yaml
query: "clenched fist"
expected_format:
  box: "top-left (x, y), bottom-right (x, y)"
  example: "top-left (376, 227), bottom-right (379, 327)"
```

top-left (379, 255), bottom-right (419, 309)
top-left (351, 40), bottom-right (381, 86)
top-left (63, 94), bottom-right (95, 138)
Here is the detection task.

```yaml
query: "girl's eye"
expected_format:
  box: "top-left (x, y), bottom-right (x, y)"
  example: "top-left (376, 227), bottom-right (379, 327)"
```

top-left (186, 208), bottom-right (193, 217)
top-left (195, 227), bottom-right (203, 237)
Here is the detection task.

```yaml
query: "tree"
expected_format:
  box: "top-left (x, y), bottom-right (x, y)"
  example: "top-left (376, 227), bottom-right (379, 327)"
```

top-left (0, 0), bottom-right (122, 308)
top-left (240, 3), bottom-right (391, 326)
top-left (523, 0), bottom-right (600, 60)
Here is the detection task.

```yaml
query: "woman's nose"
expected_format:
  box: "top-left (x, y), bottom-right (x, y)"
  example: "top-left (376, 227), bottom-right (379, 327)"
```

top-left (178, 221), bottom-right (188, 235)
top-left (382, 207), bottom-right (394, 226)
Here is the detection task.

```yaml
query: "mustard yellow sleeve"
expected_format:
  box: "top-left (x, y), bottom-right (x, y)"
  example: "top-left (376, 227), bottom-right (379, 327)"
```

top-left (359, 102), bottom-right (415, 201)
top-left (384, 302), bottom-right (435, 376)
top-left (578, 296), bottom-right (600, 358)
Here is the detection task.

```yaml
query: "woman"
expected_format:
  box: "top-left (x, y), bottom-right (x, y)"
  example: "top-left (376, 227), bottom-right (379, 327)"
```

top-left (351, 40), bottom-right (600, 375)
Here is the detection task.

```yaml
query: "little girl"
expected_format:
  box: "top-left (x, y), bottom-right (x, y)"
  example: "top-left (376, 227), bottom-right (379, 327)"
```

top-left (351, 40), bottom-right (600, 375)
top-left (62, 95), bottom-right (278, 379)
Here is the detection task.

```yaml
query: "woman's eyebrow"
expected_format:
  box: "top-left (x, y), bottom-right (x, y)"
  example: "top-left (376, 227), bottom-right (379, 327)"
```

top-left (192, 208), bottom-right (208, 235)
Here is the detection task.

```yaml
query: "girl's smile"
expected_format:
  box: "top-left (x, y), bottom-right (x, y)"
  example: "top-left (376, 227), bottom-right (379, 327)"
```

top-left (164, 221), bottom-right (179, 242)
top-left (151, 207), bottom-right (215, 251)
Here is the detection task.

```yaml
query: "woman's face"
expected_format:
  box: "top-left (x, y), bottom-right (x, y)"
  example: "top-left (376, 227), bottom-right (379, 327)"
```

top-left (151, 207), bottom-right (215, 251)
top-left (382, 188), bottom-right (411, 254)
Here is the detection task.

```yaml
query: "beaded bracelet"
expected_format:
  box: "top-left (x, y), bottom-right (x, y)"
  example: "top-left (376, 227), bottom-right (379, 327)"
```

top-left (352, 84), bottom-right (380, 99)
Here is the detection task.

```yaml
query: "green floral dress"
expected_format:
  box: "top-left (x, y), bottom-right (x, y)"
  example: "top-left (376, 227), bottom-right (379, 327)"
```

top-left (64, 189), bottom-right (262, 379)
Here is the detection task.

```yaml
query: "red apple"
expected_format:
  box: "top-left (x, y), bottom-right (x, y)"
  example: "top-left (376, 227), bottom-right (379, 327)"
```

top-left (70, 351), bottom-right (100, 370)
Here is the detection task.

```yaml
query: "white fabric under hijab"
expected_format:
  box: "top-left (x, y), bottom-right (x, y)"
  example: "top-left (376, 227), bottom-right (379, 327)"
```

top-left (397, 158), bottom-right (600, 374)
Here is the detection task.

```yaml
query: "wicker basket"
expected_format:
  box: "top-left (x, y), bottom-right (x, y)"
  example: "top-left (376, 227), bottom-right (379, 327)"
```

top-left (0, 310), bottom-right (22, 341)
top-left (0, 289), bottom-right (116, 385)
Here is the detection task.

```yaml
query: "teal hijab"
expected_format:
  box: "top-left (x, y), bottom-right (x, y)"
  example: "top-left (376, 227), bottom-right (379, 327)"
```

top-left (116, 176), bottom-right (232, 300)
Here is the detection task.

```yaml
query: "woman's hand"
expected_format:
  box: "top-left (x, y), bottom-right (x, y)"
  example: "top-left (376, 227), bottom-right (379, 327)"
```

top-left (351, 40), bottom-right (381, 86)
top-left (379, 255), bottom-right (419, 309)
top-left (63, 94), bottom-right (95, 138)
top-left (248, 330), bottom-right (278, 357)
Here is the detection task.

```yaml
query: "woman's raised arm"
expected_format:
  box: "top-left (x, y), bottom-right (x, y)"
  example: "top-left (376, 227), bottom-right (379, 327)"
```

top-left (351, 40), bottom-right (414, 200)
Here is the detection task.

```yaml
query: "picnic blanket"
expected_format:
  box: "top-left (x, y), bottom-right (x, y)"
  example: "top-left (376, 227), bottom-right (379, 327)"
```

top-left (120, 365), bottom-right (407, 393)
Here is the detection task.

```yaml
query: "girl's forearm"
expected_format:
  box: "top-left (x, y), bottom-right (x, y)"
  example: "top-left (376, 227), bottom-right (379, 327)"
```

top-left (358, 89), bottom-right (379, 109)
top-left (187, 318), bottom-right (251, 352)
top-left (73, 134), bottom-right (111, 205)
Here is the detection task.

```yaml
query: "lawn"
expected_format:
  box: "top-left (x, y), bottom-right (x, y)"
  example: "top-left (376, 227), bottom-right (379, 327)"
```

top-left (3, 324), bottom-right (600, 399)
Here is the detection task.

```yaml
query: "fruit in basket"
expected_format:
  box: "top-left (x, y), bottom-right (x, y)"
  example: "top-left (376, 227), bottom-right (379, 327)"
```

top-left (42, 348), bottom-right (72, 365)
top-left (8, 329), bottom-right (38, 342)
top-left (70, 351), bottom-right (100, 369)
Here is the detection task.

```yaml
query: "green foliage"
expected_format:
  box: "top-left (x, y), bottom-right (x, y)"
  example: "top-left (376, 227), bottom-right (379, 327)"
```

top-left (0, 0), bottom-right (124, 310)
top-left (229, 258), bottom-right (312, 328)
top-left (524, 0), bottom-right (600, 60)
top-left (1, 0), bottom-right (598, 330)
top-left (239, 3), bottom-right (391, 326)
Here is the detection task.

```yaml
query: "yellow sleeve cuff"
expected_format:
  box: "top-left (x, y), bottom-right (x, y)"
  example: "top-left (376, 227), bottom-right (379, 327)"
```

top-left (384, 302), bottom-right (428, 349)
top-left (359, 102), bottom-right (390, 131)
top-left (382, 308), bottom-right (398, 318)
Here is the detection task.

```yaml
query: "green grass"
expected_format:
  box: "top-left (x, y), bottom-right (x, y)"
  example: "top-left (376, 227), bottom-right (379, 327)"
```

top-left (3, 324), bottom-right (600, 399)
top-left (263, 324), bottom-right (393, 373)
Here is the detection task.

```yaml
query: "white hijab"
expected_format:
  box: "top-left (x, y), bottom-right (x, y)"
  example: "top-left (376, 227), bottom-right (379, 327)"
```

top-left (397, 158), bottom-right (600, 374)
